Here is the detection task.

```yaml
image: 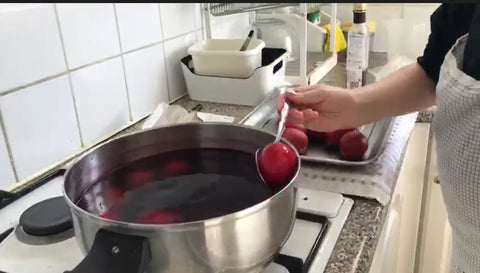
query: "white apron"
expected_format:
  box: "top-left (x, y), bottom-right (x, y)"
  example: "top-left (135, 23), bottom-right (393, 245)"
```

top-left (433, 34), bottom-right (480, 273)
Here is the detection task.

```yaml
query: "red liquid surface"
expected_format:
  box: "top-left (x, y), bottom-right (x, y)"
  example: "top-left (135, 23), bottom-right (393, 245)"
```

top-left (76, 149), bottom-right (274, 224)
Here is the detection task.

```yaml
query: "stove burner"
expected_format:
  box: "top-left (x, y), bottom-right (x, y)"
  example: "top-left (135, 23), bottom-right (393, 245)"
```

top-left (15, 224), bottom-right (74, 246)
top-left (19, 196), bottom-right (72, 236)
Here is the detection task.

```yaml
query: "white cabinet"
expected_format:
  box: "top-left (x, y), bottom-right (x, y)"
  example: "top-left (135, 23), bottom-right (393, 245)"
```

top-left (369, 123), bottom-right (452, 273)
top-left (415, 138), bottom-right (452, 273)
top-left (370, 123), bottom-right (431, 273)
top-left (369, 192), bottom-right (402, 273)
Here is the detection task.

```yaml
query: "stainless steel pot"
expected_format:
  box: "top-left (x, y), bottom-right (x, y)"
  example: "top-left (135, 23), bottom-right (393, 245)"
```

top-left (63, 123), bottom-right (300, 273)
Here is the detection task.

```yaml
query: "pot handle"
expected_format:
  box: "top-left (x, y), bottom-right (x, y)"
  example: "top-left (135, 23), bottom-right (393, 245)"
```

top-left (64, 229), bottom-right (150, 273)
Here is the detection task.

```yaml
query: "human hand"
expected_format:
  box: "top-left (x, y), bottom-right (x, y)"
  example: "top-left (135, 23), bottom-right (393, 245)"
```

top-left (279, 84), bottom-right (362, 132)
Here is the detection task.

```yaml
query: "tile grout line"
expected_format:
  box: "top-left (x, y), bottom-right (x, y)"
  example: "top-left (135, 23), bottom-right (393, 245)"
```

top-left (53, 3), bottom-right (85, 147)
top-left (158, 3), bottom-right (172, 102)
top-left (113, 4), bottom-right (133, 122)
top-left (0, 71), bottom-right (69, 97)
top-left (0, 30), bottom-right (199, 99)
top-left (0, 108), bottom-right (20, 183)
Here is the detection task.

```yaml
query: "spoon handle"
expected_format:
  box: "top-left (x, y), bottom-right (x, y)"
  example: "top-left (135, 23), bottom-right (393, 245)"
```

top-left (240, 30), bottom-right (254, 51)
top-left (275, 102), bottom-right (289, 143)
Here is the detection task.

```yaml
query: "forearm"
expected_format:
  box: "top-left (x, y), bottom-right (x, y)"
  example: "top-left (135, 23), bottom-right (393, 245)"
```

top-left (354, 62), bottom-right (436, 123)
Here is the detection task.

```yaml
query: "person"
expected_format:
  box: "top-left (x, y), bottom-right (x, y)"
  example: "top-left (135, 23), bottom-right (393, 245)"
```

top-left (283, 3), bottom-right (480, 273)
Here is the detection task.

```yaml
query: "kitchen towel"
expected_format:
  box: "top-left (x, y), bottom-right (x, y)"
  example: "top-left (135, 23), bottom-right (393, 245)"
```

top-left (296, 112), bottom-right (418, 206)
top-left (141, 103), bottom-right (200, 130)
top-left (196, 112), bottom-right (235, 123)
top-left (141, 103), bottom-right (235, 130)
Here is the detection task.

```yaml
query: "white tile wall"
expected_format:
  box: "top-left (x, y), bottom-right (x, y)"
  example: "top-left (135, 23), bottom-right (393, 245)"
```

top-left (70, 57), bottom-right (130, 146)
top-left (1, 3), bottom-right (216, 188)
top-left (0, 3), bottom-right (211, 188)
top-left (400, 4), bottom-right (440, 59)
top-left (0, 4), bottom-right (66, 93)
top-left (220, 13), bottom-right (251, 39)
top-left (115, 3), bottom-right (163, 52)
top-left (56, 4), bottom-right (121, 69)
top-left (403, 4), bottom-right (440, 22)
top-left (0, 126), bottom-right (16, 190)
top-left (194, 3), bottom-right (203, 30)
top-left (160, 4), bottom-right (197, 39)
top-left (0, 76), bottom-right (81, 181)
top-left (124, 44), bottom-right (169, 120)
top-left (164, 32), bottom-right (196, 102)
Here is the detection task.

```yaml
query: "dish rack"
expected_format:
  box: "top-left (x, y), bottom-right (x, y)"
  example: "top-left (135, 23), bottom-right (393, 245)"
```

top-left (201, 3), bottom-right (338, 86)
top-left (208, 3), bottom-right (296, 16)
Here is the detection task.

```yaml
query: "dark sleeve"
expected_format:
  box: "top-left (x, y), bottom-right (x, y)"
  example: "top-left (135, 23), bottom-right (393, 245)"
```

top-left (463, 5), bottom-right (480, 80)
top-left (417, 3), bottom-right (475, 84)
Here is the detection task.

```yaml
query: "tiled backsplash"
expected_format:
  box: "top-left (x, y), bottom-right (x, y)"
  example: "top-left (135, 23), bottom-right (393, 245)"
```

top-left (0, 3), bottom-right (250, 189)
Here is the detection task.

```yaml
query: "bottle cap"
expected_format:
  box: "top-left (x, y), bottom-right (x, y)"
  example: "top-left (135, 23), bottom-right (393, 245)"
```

top-left (353, 3), bottom-right (367, 12)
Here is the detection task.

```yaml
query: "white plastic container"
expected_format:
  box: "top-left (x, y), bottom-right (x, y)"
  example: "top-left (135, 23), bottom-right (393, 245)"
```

top-left (187, 39), bottom-right (265, 78)
top-left (181, 48), bottom-right (287, 106)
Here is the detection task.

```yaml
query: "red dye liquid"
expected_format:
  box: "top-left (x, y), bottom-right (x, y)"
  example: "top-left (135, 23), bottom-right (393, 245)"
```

top-left (78, 149), bottom-right (275, 224)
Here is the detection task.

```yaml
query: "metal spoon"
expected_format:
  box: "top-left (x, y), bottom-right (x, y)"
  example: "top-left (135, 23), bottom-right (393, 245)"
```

top-left (255, 88), bottom-right (290, 184)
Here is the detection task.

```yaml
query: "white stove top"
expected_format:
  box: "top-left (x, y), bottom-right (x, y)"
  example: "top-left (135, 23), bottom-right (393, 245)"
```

top-left (0, 176), bottom-right (353, 273)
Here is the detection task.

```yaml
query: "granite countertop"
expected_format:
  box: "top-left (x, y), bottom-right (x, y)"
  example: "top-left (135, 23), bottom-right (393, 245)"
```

top-left (417, 106), bottom-right (436, 123)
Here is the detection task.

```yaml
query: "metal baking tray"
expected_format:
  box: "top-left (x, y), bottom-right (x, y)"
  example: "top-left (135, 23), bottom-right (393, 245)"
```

top-left (240, 89), bottom-right (395, 166)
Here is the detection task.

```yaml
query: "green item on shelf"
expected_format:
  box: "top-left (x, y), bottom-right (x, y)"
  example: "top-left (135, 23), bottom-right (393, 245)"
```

top-left (307, 11), bottom-right (320, 25)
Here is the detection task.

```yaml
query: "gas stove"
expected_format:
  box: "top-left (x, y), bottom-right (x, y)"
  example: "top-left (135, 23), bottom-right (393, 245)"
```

top-left (0, 173), bottom-right (352, 273)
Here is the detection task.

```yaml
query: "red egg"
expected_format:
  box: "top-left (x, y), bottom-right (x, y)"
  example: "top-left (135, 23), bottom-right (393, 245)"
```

top-left (325, 128), bottom-right (356, 148)
top-left (162, 160), bottom-right (190, 177)
top-left (258, 142), bottom-right (297, 190)
top-left (104, 188), bottom-right (125, 205)
top-left (339, 130), bottom-right (369, 161)
top-left (137, 209), bottom-right (181, 224)
top-left (282, 128), bottom-right (309, 154)
top-left (307, 129), bottom-right (326, 143)
top-left (99, 210), bottom-right (118, 221)
top-left (277, 119), bottom-right (307, 133)
top-left (125, 171), bottom-right (155, 189)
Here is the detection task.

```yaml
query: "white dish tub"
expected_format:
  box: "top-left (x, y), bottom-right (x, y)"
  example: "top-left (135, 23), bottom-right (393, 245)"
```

top-left (187, 39), bottom-right (265, 78)
top-left (181, 48), bottom-right (287, 106)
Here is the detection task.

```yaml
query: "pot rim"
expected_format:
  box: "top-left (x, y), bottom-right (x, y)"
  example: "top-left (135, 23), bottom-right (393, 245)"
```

top-left (62, 122), bottom-right (301, 231)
